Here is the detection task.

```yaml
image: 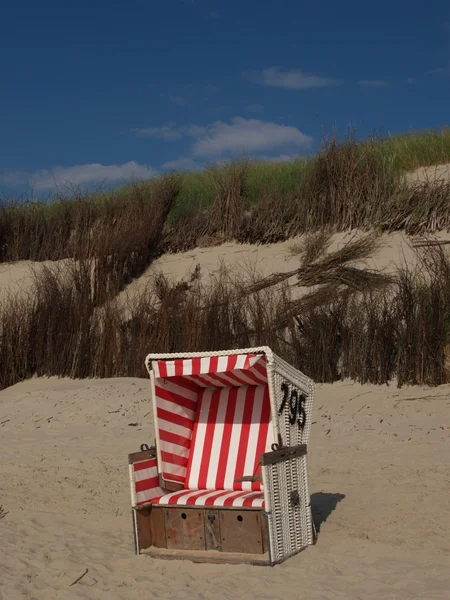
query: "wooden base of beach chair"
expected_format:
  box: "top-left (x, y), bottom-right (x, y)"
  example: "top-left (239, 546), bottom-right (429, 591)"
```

top-left (133, 505), bottom-right (272, 564)
top-left (142, 547), bottom-right (272, 566)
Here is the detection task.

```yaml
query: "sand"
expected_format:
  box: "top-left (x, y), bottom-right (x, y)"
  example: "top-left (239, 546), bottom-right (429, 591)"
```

top-left (4, 230), bottom-right (450, 305)
top-left (1, 162), bottom-right (450, 305)
top-left (406, 162), bottom-right (450, 184)
top-left (1, 170), bottom-right (450, 597)
top-left (122, 231), bottom-right (426, 292)
top-left (1, 376), bottom-right (449, 599)
top-left (0, 260), bottom-right (64, 304)
top-left (118, 230), bottom-right (450, 306)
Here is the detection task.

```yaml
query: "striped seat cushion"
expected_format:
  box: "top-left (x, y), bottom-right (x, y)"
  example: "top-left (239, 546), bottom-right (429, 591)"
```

top-left (152, 489), bottom-right (265, 508)
top-left (130, 457), bottom-right (265, 509)
top-left (185, 384), bottom-right (273, 491)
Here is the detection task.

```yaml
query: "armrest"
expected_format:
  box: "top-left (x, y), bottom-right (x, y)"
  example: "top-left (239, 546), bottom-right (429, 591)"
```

top-left (234, 475), bottom-right (262, 483)
top-left (261, 444), bottom-right (307, 466)
top-left (128, 448), bottom-right (157, 463)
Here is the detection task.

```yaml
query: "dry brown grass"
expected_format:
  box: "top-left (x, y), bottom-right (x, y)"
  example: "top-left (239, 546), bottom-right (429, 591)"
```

top-left (165, 134), bottom-right (450, 251)
top-left (1, 234), bottom-right (450, 391)
top-left (2, 134), bottom-right (450, 261)
top-left (0, 174), bottom-right (180, 272)
top-left (245, 233), bottom-right (392, 296)
top-left (382, 180), bottom-right (450, 234)
top-left (1, 132), bottom-right (450, 391)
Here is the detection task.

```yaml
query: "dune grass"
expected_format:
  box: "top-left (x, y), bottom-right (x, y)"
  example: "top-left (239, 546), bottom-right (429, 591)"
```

top-left (165, 128), bottom-right (450, 223)
top-left (2, 128), bottom-right (450, 392)
top-left (43, 127), bottom-right (450, 225)
top-left (1, 128), bottom-right (450, 263)
top-left (379, 128), bottom-right (450, 173)
top-left (1, 234), bottom-right (450, 391)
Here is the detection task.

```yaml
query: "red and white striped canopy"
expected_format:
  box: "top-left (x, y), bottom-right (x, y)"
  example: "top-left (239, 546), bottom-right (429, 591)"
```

top-left (152, 353), bottom-right (268, 387)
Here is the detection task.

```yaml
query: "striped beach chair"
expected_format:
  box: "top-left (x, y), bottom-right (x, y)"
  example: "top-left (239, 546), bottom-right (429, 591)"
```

top-left (128, 347), bottom-right (316, 565)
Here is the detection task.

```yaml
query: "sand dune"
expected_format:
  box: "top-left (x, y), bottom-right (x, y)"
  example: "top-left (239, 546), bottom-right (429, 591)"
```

top-left (0, 259), bottom-right (67, 304)
top-left (406, 162), bottom-right (450, 184)
top-left (0, 376), bottom-right (449, 599)
top-left (122, 231), bottom-right (421, 295)
top-left (119, 230), bottom-right (450, 304)
top-left (1, 162), bottom-right (450, 304)
top-left (3, 230), bottom-right (450, 305)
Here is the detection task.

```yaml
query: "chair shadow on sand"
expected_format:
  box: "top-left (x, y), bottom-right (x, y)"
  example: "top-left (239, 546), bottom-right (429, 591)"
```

top-left (311, 492), bottom-right (345, 533)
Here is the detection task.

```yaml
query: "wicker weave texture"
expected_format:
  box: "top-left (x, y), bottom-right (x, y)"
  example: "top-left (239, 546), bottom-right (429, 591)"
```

top-left (269, 354), bottom-right (314, 448)
top-left (262, 454), bottom-right (314, 563)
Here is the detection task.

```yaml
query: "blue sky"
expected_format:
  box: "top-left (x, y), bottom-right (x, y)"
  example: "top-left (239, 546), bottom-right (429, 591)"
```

top-left (1, 0), bottom-right (449, 197)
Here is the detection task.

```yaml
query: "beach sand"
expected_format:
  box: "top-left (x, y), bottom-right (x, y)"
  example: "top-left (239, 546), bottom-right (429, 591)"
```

top-left (1, 171), bottom-right (450, 598)
top-left (1, 376), bottom-right (448, 599)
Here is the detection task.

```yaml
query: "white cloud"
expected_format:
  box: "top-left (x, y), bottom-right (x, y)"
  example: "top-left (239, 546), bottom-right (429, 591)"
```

top-left (134, 123), bottom-right (183, 141)
top-left (358, 79), bottom-right (388, 87)
top-left (1, 162), bottom-right (155, 191)
top-left (251, 67), bottom-right (338, 90)
top-left (430, 62), bottom-right (450, 76)
top-left (162, 157), bottom-right (203, 171)
top-left (190, 117), bottom-right (312, 157)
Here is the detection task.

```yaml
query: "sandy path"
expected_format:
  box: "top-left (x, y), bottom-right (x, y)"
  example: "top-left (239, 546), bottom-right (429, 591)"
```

top-left (1, 376), bottom-right (448, 599)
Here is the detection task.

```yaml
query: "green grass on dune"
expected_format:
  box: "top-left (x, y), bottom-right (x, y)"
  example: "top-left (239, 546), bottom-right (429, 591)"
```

top-left (8, 127), bottom-right (450, 223)
top-left (163, 159), bottom-right (315, 223)
top-left (1, 127), bottom-right (450, 261)
top-left (165, 128), bottom-right (450, 223)
top-left (378, 128), bottom-right (450, 173)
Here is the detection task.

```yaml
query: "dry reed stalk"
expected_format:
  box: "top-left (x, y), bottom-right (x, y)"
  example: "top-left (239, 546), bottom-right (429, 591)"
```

top-left (2, 224), bottom-right (450, 390)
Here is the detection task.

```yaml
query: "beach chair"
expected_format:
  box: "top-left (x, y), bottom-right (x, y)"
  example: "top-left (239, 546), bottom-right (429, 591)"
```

top-left (128, 347), bottom-right (316, 565)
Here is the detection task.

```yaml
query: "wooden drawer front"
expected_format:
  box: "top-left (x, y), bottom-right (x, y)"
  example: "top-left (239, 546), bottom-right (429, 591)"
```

top-left (220, 509), bottom-right (264, 554)
top-left (149, 506), bottom-right (167, 548)
top-left (165, 508), bottom-right (206, 551)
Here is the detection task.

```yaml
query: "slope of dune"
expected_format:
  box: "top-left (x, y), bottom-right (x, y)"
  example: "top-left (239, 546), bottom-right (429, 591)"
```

top-left (2, 161), bottom-right (450, 304)
top-left (120, 230), bottom-right (433, 300)
top-left (3, 230), bottom-right (450, 306)
top-left (0, 376), bottom-right (449, 599)
top-left (405, 162), bottom-right (450, 184)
